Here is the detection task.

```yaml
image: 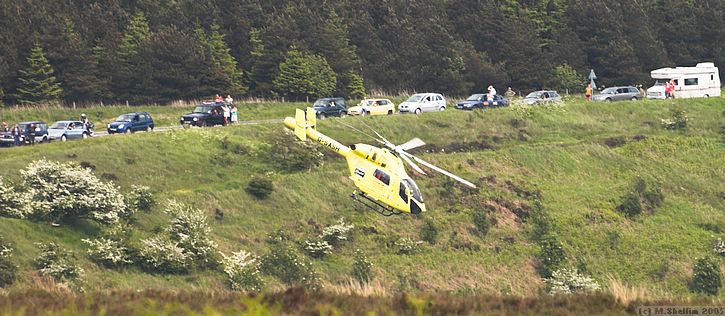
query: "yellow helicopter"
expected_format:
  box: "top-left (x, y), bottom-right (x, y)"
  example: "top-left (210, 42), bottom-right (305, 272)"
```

top-left (283, 108), bottom-right (476, 216)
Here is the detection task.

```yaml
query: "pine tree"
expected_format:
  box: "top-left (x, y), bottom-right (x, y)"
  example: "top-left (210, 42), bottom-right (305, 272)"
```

top-left (118, 12), bottom-right (151, 65)
top-left (273, 49), bottom-right (336, 100)
top-left (16, 42), bottom-right (62, 105)
top-left (195, 24), bottom-right (247, 96)
top-left (345, 71), bottom-right (365, 99)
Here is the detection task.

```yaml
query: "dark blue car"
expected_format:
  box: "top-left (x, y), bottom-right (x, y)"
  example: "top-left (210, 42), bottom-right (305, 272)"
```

top-left (107, 112), bottom-right (154, 134)
top-left (455, 94), bottom-right (509, 110)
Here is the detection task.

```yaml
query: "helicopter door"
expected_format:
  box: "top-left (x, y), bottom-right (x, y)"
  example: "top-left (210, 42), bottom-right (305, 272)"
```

top-left (398, 182), bottom-right (409, 204)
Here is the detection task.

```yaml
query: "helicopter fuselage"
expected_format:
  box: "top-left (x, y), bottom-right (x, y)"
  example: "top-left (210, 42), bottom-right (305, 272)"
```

top-left (283, 112), bottom-right (426, 214)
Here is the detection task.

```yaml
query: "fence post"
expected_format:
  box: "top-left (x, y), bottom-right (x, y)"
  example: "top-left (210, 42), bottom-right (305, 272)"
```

top-left (126, 100), bottom-right (129, 107)
top-left (73, 101), bottom-right (76, 110)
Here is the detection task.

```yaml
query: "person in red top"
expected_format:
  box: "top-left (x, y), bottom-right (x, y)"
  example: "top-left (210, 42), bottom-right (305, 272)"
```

top-left (664, 80), bottom-right (672, 99)
top-left (215, 94), bottom-right (223, 102)
top-left (668, 79), bottom-right (676, 99)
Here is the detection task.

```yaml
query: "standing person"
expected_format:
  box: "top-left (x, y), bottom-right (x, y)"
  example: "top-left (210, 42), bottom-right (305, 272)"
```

top-left (225, 94), bottom-right (234, 105)
top-left (505, 87), bottom-right (516, 99)
top-left (665, 80), bottom-right (672, 99)
top-left (487, 85), bottom-right (496, 100)
top-left (11, 124), bottom-right (20, 146)
top-left (1, 122), bottom-right (8, 132)
top-left (215, 94), bottom-right (223, 102)
top-left (668, 79), bottom-right (677, 99)
top-left (25, 124), bottom-right (35, 145)
top-left (80, 113), bottom-right (93, 135)
top-left (585, 83), bottom-right (592, 101)
top-left (221, 103), bottom-right (230, 126)
top-left (231, 104), bottom-right (238, 124)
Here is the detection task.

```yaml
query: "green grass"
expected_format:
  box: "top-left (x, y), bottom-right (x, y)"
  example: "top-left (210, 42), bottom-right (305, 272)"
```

top-left (0, 98), bottom-right (723, 303)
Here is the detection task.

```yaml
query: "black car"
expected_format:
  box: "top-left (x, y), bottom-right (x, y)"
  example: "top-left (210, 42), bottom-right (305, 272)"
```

top-left (180, 102), bottom-right (227, 127)
top-left (0, 121), bottom-right (49, 146)
top-left (312, 97), bottom-right (347, 119)
top-left (455, 94), bottom-right (509, 110)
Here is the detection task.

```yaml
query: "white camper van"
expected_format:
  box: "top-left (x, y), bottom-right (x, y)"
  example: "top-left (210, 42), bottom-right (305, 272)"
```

top-left (646, 63), bottom-right (720, 99)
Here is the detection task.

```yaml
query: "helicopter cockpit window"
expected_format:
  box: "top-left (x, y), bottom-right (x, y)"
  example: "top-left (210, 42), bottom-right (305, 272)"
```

top-left (373, 169), bottom-right (390, 185)
top-left (399, 183), bottom-right (408, 203)
top-left (402, 179), bottom-right (423, 202)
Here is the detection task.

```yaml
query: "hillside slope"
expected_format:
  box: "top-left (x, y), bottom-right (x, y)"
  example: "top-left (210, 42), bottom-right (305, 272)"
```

top-left (0, 99), bottom-right (723, 298)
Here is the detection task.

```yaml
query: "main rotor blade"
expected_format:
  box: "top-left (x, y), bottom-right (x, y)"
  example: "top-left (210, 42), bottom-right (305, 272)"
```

top-left (406, 153), bottom-right (477, 188)
top-left (396, 138), bottom-right (426, 151)
top-left (400, 153), bottom-right (427, 175)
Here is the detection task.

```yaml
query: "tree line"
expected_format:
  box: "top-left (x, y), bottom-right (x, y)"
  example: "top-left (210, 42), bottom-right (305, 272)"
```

top-left (1, 0), bottom-right (724, 106)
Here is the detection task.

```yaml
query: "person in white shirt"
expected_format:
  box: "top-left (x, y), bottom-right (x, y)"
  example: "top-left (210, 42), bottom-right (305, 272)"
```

top-left (487, 85), bottom-right (496, 100)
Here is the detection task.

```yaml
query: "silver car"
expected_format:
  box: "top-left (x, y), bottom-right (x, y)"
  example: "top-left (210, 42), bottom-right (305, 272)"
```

top-left (523, 91), bottom-right (562, 105)
top-left (592, 86), bottom-right (642, 102)
top-left (398, 93), bottom-right (446, 114)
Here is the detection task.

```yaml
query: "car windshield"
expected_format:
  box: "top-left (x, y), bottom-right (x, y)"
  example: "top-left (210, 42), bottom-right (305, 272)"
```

top-left (653, 79), bottom-right (669, 86)
top-left (403, 179), bottom-right (423, 202)
top-left (406, 95), bottom-right (423, 102)
top-left (467, 94), bottom-right (485, 101)
top-left (193, 106), bottom-right (212, 113)
top-left (360, 100), bottom-right (375, 106)
top-left (600, 88), bottom-right (617, 94)
top-left (525, 92), bottom-right (542, 99)
top-left (313, 99), bottom-right (330, 107)
top-left (115, 114), bottom-right (135, 122)
top-left (50, 122), bottom-right (67, 129)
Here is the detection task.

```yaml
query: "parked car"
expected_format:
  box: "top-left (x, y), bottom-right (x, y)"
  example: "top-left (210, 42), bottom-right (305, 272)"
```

top-left (347, 98), bottom-right (395, 116)
top-left (455, 94), bottom-right (509, 110)
top-left (0, 121), bottom-right (49, 146)
top-left (180, 102), bottom-right (227, 127)
top-left (107, 112), bottom-right (154, 134)
top-left (592, 86), bottom-right (642, 102)
top-left (522, 90), bottom-right (562, 105)
top-left (398, 93), bottom-right (446, 114)
top-left (312, 97), bottom-right (347, 119)
top-left (48, 121), bottom-right (91, 142)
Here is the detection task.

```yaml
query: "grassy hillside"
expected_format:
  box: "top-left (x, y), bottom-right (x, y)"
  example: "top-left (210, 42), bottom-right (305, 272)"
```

top-left (0, 98), bottom-right (723, 304)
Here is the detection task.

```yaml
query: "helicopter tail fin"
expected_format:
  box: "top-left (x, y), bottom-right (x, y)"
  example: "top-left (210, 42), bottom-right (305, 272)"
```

top-left (306, 107), bottom-right (317, 128)
top-left (293, 108), bottom-right (307, 141)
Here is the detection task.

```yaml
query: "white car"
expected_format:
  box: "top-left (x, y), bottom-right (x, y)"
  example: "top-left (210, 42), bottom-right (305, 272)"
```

top-left (347, 98), bottom-right (395, 116)
top-left (398, 93), bottom-right (446, 114)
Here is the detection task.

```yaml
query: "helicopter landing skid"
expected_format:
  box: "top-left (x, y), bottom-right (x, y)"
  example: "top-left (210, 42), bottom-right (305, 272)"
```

top-left (351, 191), bottom-right (403, 217)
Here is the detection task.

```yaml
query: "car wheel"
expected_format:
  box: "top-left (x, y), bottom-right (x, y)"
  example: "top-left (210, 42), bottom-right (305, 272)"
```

top-left (360, 110), bottom-right (367, 117)
top-left (605, 98), bottom-right (612, 102)
top-left (125, 128), bottom-right (132, 134)
top-left (61, 135), bottom-right (67, 142)
top-left (630, 97), bottom-right (638, 101)
top-left (388, 110), bottom-right (393, 115)
top-left (200, 121), bottom-right (207, 127)
top-left (42, 136), bottom-right (48, 143)
top-left (82, 133), bottom-right (89, 139)
top-left (439, 106), bottom-right (445, 112)
top-left (319, 113), bottom-right (326, 120)
top-left (340, 111), bottom-right (347, 118)
top-left (414, 108), bottom-right (422, 115)
top-left (146, 126), bottom-right (152, 132)
top-left (704, 94), bottom-right (710, 98)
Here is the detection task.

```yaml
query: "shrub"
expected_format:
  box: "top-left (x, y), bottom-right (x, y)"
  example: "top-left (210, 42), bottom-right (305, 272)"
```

top-left (266, 130), bottom-right (324, 172)
top-left (303, 240), bottom-right (333, 258)
top-left (0, 177), bottom-right (33, 219)
top-left (617, 178), bottom-right (664, 218)
top-left (537, 235), bottom-right (566, 277)
top-left (34, 242), bottom-right (84, 288)
top-left (260, 244), bottom-right (321, 289)
top-left (138, 234), bottom-right (190, 274)
top-left (320, 218), bottom-right (354, 246)
top-left (246, 177), bottom-right (274, 199)
top-left (546, 268), bottom-right (601, 294)
top-left (267, 229), bottom-right (291, 244)
top-left (221, 250), bottom-right (264, 292)
top-left (352, 249), bottom-right (374, 284)
top-left (0, 237), bottom-right (16, 287)
top-left (420, 219), bottom-right (439, 244)
top-left (21, 160), bottom-right (126, 224)
top-left (691, 257), bottom-right (722, 295)
top-left (472, 211), bottom-right (491, 237)
top-left (661, 109), bottom-right (688, 130)
top-left (163, 200), bottom-right (218, 266)
top-left (82, 237), bottom-right (133, 268)
top-left (395, 237), bottom-right (422, 255)
top-left (714, 238), bottom-right (725, 257)
top-left (617, 193), bottom-right (642, 217)
top-left (128, 185), bottom-right (155, 212)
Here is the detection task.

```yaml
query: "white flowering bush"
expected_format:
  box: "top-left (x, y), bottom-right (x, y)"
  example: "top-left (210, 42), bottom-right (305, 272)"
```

top-left (0, 177), bottom-right (34, 219)
top-left (546, 268), bottom-right (601, 295)
top-left (34, 242), bottom-right (84, 289)
top-left (21, 160), bottom-right (126, 224)
top-left (164, 200), bottom-right (217, 265)
top-left (304, 240), bottom-right (333, 258)
top-left (352, 249), bottom-right (374, 284)
top-left (138, 234), bottom-right (190, 273)
top-left (0, 236), bottom-right (16, 287)
top-left (221, 250), bottom-right (264, 292)
top-left (714, 238), bottom-right (725, 257)
top-left (661, 109), bottom-right (688, 130)
top-left (128, 185), bottom-right (154, 212)
top-left (396, 237), bottom-right (423, 255)
top-left (82, 237), bottom-right (133, 268)
top-left (320, 218), bottom-right (354, 246)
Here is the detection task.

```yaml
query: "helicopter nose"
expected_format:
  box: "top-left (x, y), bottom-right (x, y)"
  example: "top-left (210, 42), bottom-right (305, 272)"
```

top-left (411, 200), bottom-right (425, 214)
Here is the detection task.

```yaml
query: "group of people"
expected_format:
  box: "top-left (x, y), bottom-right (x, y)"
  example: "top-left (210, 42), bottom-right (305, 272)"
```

top-left (486, 85), bottom-right (517, 100)
top-left (214, 94), bottom-right (238, 125)
top-left (2, 121), bottom-right (36, 146)
top-left (664, 79), bottom-right (677, 99)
